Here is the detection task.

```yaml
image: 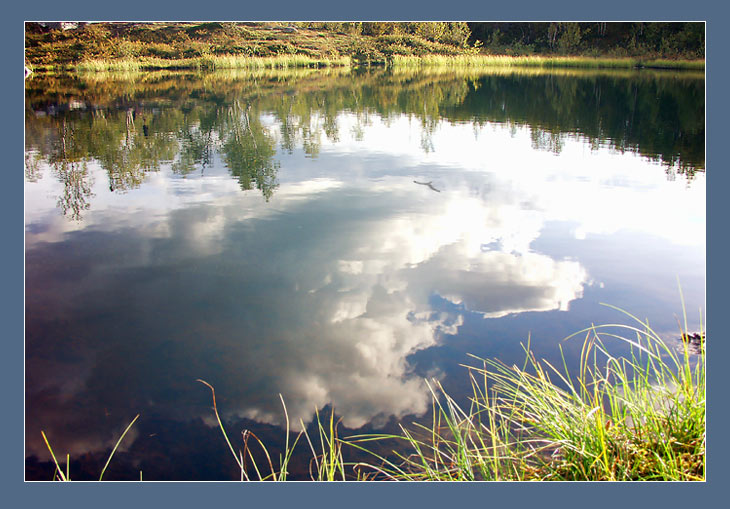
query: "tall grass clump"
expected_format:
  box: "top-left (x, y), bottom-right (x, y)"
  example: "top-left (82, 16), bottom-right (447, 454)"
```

top-left (346, 378), bottom-right (539, 481)
top-left (195, 54), bottom-right (351, 70)
top-left (388, 54), bottom-right (704, 71)
top-left (299, 408), bottom-right (347, 481)
top-left (640, 58), bottom-right (706, 70)
top-left (74, 55), bottom-right (351, 73)
top-left (348, 304), bottom-right (705, 481)
top-left (485, 316), bottom-right (704, 480)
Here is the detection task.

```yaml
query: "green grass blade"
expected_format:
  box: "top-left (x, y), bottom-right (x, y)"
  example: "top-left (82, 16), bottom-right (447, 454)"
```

top-left (99, 413), bottom-right (139, 481)
top-left (40, 431), bottom-right (67, 481)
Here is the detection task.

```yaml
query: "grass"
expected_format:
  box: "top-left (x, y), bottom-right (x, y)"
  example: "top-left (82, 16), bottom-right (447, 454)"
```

top-left (65, 54), bottom-right (705, 74)
top-left (74, 54), bottom-right (352, 72)
top-left (389, 54), bottom-right (704, 70)
top-left (41, 414), bottom-right (139, 481)
top-left (197, 378), bottom-right (350, 481)
top-left (346, 304), bottom-right (704, 481)
top-left (197, 379), bottom-right (306, 481)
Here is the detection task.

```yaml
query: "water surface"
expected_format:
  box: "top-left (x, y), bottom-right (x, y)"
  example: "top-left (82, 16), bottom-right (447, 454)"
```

top-left (25, 67), bottom-right (705, 480)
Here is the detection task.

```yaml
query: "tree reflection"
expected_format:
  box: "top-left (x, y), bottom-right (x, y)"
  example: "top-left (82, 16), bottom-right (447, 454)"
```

top-left (55, 160), bottom-right (93, 220)
top-left (24, 152), bottom-right (43, 183)
top-left (24, 67), bottom-right (705, 218)
top-left (221, 101), bottom-right (279, 200)
top-left (530, 127), bottom-right (564, 154)
top-left (446, 71), bottom-right (704, 176)
top-left (173, 120), bottom-right (216, 176)
top-left (49, 119), bottom-right (94, 220)
top-left (97, 110), bottom-right (178, 193)
top-left (420, 116), bottom-right (439, 153)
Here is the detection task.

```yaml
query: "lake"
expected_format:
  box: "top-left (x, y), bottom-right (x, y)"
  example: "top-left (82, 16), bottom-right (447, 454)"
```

top-left (24, 66), bottom-right (705, 480)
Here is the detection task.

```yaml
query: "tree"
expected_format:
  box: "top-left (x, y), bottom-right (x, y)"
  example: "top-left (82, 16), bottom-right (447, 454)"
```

top-left (558, 23), bottom-right (581, 53)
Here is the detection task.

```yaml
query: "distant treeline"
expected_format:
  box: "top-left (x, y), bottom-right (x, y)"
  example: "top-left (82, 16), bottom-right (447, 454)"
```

top-left (297, 22), bottom-right (704, 58)
top-left (25, 67), bottom-right (704, 219)
top-left (465, 22), bottom-right (705, 58)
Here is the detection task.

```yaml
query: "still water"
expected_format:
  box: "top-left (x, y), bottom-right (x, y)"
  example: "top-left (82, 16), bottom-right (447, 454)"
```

top-left (25, 67), bottom-right (705, 480)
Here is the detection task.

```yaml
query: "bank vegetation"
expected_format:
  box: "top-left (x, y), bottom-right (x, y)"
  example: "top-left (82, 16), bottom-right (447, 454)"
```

top-left (25, 22), bottom-right (705, 72)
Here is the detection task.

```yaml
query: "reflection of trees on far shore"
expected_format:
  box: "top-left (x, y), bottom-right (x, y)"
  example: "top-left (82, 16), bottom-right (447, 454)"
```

top-left (95, 108), bottom-right (178, 193)
top-left (530, 127), bottom-right (564, 155)
top-left (26, 98), bottom-right (283, 217)
top-left (25, 68), bottom-right (705, 218)
top-left (48, 118), bottom-right (94, 220)
top-left (25, 152), bottom-right (43, 183)
top-left (222, 101), bottom-right (279, 200)
top-left (55, 160), bottom-right (93, 221)
top-left (449, 72), bottom-right (704, 177)
top-left (25, 107), bottom-right (180, 219)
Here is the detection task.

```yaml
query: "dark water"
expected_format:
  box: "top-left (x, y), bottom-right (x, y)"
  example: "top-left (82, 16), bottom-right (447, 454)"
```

top-left (24, 67), bottom-right (705, 480)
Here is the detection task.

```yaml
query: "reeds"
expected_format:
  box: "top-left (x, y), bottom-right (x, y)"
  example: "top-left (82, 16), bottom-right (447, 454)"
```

top-left (74, 54), bottom-right (352, 73)
top-left (66, 54), bottom-right (704, 73)
top-left (388, 54), bottom-right (704, 71)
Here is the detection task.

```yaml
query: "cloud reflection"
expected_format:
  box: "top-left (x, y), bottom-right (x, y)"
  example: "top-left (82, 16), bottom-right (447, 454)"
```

top-left (26, 163), bottom-right (589, 461)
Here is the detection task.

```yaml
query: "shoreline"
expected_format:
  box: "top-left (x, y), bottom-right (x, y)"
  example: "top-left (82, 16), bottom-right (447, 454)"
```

top-left (26, 54), bottom-right (705, 74)
top-left (25, 22), bottom-right (705, 74)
